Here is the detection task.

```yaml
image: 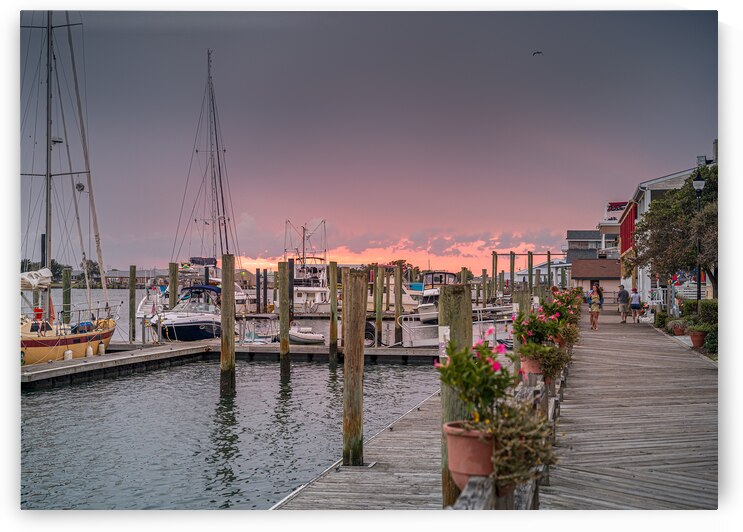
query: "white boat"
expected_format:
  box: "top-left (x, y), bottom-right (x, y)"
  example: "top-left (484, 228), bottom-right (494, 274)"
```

top-left (150, 285), bottom-right (234, 341)
top-left (413, 271), bottom-right (460, 323)
top-left (20, 12), bottom-right (120, 365)
top-left (288, 326), bottom-right (325, 345)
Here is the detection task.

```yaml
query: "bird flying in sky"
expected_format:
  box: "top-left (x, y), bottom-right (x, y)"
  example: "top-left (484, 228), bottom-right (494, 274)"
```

top-left (532, 51), bottom-right (544, 56)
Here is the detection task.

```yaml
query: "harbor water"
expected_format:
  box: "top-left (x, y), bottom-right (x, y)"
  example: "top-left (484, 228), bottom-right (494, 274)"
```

top-left (21, 360), bottom-right (440, 509)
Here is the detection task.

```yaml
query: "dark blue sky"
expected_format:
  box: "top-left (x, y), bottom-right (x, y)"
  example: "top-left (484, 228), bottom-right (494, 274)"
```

top-left (17, 8), bottom-right (717, 271)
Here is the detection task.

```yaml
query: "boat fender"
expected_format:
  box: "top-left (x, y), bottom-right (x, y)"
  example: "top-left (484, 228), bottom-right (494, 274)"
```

top-left (85, 345), bottom-right (94, 357)
top-left (64, 349), bottom-right (73, 361)
top-left (97, 343), bottom-right (106, 355)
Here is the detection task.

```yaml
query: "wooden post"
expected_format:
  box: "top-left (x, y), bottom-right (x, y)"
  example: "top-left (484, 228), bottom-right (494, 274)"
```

top-left (168, 262), bottom-right (178, 310)
top-left (341, 267), bottom-right (350, 348)
top-left (287, 258), bottom-right (295, 318)
top-left (375, 265), bottom-right (383, 346)
top-left (509, 252), bottom-right (515, 294)
top-left (499, 270), bottom-right (505, 297)
top-left (546, 251), bottom-right (552, 289)
top-left (395, 260), bottom-right (403, 345)
top-left (262, 269), bottom-right (268, 312)
top-left (528, 251), bottom-right (534, 296)
top-left (343, 270), bottom-right (366, 466)
top-left (220, 254), bottom-right (236, 396)
top-left (61, 267), bottom-right (72, 325)
top-left (278, 261), bottom-right (291, 378)
top-left (482, 269), bottom-right (488, 307)
top-left (439, 283), bottom-right (473, 508)
top-left (255, 268), bottom-right (261, 313)
top-left (385, 269), bottom-right (391, 311)
top-left (329, 261), bottom-right (338, 364)
top-left (413, 266), bottom-right (420, 283)
top-left (128, 265), bottom-right (136, 342)
top-left (492, 252), bottom-right (497, 297)
top-left (460, 267), bottom-right (467, 284)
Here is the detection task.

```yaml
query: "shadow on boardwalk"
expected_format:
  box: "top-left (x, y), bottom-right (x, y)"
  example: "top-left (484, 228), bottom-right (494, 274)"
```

top-left (539, 309), bottom-right (718, 509)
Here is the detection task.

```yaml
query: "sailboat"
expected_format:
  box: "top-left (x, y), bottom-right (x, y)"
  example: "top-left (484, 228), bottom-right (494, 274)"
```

top-left (149, 50), bottom-right (242, 341)
top-left (20, 11), bottom-right (119, 365)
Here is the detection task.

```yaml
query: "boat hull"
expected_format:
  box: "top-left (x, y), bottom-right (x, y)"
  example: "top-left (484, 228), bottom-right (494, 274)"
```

top-left (21, 320), bottom-right (116, 366)
top-left (159, 320), bottom-right (222, 341)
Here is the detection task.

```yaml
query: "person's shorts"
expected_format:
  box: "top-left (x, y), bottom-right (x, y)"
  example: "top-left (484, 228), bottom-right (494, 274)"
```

top-left (630, 304), bottom-right (641, 310)
top-left (619, 303), bottom-right (630, 313)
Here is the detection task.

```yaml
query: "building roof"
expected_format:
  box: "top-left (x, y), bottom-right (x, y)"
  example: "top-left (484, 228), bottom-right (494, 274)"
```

top-left (566, 230), bottom-right (601, 240)
top-left (570, 259), bottom-right (621, 280)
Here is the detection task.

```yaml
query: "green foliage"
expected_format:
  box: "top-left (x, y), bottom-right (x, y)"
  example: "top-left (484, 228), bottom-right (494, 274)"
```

top-left (681, 299), bottom-right (718, 324)
top-left (513, 311), bottom-right (560, 344)
top-left (666, 319), bottom-right (686, 333)
top-left (628, 165), bottom-right (718, 292)
top-left (654, 311), bottom-right (668, 329)
top-left (703, 326), bottom-right (718, 354)
top-left (517, 342), bottom-right (571, 379)
top-left (436, 340), bottom-right (518, 427)
top-left (491, 402), bottom-right (556, 490)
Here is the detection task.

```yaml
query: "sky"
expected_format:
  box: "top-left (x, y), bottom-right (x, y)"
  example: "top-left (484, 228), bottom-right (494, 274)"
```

top-left (17, 5), bottom-right (718, 276)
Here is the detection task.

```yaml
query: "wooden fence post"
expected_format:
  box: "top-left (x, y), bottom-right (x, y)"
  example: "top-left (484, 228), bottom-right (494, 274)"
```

top-left (329, 261), bottom-right (338, 364)
top-left (278, 262), bottom-right (291, 378)
top-left (220, 254), bottom-right (236, 396)
top-left (439, 283), bottom-right (473, 508)
top-left (343, 270), bottom-right (366, 466)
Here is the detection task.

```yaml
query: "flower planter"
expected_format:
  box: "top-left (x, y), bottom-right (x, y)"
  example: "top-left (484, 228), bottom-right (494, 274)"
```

top-left (443, 421), bottom-right (493, 490)
top-left (689, 331), bottom-right (708, 348)
top-left (673, 325), bottom-right (685, 336)
top-left (519, 355), bottom-right (542, 375)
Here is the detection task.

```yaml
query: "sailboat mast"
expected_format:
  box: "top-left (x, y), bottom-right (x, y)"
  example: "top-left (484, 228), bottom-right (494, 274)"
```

top-left (44, 11), bottom-right (53, 320)
top-left (207, 49), bottom-right (219, 260)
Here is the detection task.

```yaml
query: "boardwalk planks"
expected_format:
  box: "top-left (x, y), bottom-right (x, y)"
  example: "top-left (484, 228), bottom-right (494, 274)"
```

top-left (539, 311), bottom-right (717, 510)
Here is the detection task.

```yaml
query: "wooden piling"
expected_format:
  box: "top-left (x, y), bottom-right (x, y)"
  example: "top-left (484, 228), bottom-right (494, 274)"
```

top-left (343, 270), bottom-right (366, 466)
top-left (375, 265), bottom-right (384, 346)
top-left (128, 265), bottom-right (136, 341)
top-left (255, 268), bottom-right (261, 313)
top-left (341, 267), bottom-right (350, 347)
top-left (329, 261), bottom-right (338, 364)
top-left (439, 283), bottom-right (473, 508)
top-left (560, 265), bottom-right (566, 289)
top-left (287, 258), bottom-right (295, 319)
top-left (546, 251), bottom-right (552, 288)
top-left (61, 267), bottom-right (71, 325)
top-left (278, 261), bottom-right (291, 377)
top-left (220, 254), bottom-right (236, 395)
top-left (384, 269), bottom-right (390, 311)
top-left (527, 251), bottom-right (534, 296)
top-left (509, 251), bottom-right (515, 294)
top-left (394, 260), bottom-right (403, 345)
top-left (168, 262), bottom-right (178, 309)
top-left (492, 252), bottom-right (498, 298)
top-left (482, 269), bottom-right (488, 307)
top-left (460, 267), bottom-right (467, 284)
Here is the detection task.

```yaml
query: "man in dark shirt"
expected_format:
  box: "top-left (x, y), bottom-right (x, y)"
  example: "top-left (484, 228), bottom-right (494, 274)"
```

top-left (617, 285), bottom-right (630, 323)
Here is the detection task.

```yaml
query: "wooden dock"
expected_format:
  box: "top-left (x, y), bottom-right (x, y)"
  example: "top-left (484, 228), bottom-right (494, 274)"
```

top-left (539, 312), bottom-right (718, 510)
top-left (274, 392), bottom-right (443, 510)
top-left (21, 341), bottom-right (438, 390)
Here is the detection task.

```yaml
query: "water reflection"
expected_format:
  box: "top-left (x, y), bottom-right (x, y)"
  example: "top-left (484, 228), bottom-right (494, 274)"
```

top-left (205, 395), bottom-right (243, 508)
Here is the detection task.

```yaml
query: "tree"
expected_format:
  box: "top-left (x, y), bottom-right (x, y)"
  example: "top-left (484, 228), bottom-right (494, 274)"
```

top-left (628, 165), bottom-right (718, 297)
top-left (80, 259), bottom-right (101, 278)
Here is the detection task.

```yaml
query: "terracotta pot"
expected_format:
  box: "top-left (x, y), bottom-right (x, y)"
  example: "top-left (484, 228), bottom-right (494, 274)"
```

top-left (519, 355), bottom-right (542, 375)
top-left (443, 421), bottom-right (493, 490)
top-left (556, 335), bottom-right (566, 349)
top-left (689, 331), bottom-right (708, 348)
top-left (673, 326), bottom-right (685, 336)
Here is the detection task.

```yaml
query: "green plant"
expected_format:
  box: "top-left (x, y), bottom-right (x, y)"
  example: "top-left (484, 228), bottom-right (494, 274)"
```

top-left (654, 311), bottom-right (668, 329)
top-left (558, 323), bottom-right (580, 348)
top-left (436, 340), bottom-right (518, 428)
top-left (491, 401), bottom-right (557, 490)
top-left (513, 310), bottom-right (560, 345)
top-left (703, 326), bottom-right (718, 354)
top-left (681, 299), bottom-right (718, 324)
top-left (517, 342), bottom-right (571, 379)
top-left (688, 322), bottom-right (715, 333)
top-left (666, 319), bottom-right (686, 333)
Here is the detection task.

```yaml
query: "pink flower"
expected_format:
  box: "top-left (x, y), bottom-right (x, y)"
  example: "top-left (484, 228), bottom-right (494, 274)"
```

top-left (473, 338), bottom-right (484, 348)
top-left (486, 326), bottom-right (495, 337)
top-left (555, 312), bottom-right (560, 318)
top-left (511, 313), bottom-right (517, 320)
top-left (569, 310), bottom-right (574, 315)
top-left (527, 331), bottom-right (533, 336)
top-left (494, 343), bottom-right (507, 355)
top-left (491, 360), bottom-right (501, 372)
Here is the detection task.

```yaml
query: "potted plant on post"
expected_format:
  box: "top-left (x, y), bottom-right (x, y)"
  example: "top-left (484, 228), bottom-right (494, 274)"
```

top-left (437, 339), bottom-right (518, 490)
top-left (436, 338), bottom-right (556, 499)
top-left (515, 341), bottom-right (571, 388)
top-left (687, 322), bottom-right (714, 347)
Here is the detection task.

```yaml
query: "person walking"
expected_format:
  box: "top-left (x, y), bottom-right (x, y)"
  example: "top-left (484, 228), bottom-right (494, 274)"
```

top-left (617, 285), bottom-right (630, 323)
top-left (589, 282), bottom-right (603, 330)
top-left (630, 288), bottom-right (642, 323)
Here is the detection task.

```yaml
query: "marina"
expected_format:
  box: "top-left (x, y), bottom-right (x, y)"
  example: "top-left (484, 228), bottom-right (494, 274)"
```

top-left (18, 9), bottom-right (721, 516)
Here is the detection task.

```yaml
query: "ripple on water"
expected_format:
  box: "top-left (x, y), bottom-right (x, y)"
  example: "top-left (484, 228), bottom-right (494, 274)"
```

top-left (21, 360), bottom-right (439, 509)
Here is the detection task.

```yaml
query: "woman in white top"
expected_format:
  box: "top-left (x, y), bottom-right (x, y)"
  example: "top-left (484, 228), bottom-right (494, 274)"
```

top-left (629, 288), bottom-right (642, 323)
